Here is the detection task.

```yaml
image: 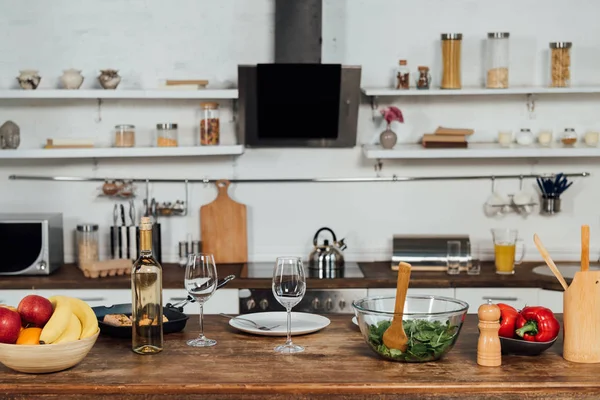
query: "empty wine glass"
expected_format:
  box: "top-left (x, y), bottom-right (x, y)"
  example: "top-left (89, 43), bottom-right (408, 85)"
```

top-left (184, 253), bottom-right (218, 347)
top-left (272, 256), bottom-right (306, 354)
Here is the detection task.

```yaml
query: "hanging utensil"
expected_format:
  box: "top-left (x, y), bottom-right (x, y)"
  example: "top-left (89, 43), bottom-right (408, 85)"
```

top-left (582, 225), bottom-right (590, 272)
top-left (110, 204), bottom-right (118, 259)
top-left (383, 262), bottom-right (412, 352)
top-left (533, 234), bottom-right (569, 291)
top-left (128, 199), bottom-right (136, 225)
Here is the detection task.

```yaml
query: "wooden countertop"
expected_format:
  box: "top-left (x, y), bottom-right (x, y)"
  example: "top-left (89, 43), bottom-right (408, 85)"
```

top-left (1, 261), bottom-right (566, 291)
top-left (1, 315), bottom-right (599, 399)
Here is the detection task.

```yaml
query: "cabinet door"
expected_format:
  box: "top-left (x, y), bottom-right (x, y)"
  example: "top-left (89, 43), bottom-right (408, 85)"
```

top-left (455, 288), bottom-right (539, 314)
top-left (0, 290), bottom-right (35, 307)
top-left (538, 289), bottom-right (563, 313)
top-left (367, 288), bottom-right (455, 298)
top-left (163, 289), bottom-right (239, 315)
top-left (34, 289), bottom-right (131, 308)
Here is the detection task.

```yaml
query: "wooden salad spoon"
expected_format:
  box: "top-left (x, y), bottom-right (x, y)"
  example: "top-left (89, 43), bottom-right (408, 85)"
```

top-left (581, 225), bottom-right (590, 272)
top-left (383, 262), bottom-right (412, 352)
top-left (533, 234), bottom-right (569, 291)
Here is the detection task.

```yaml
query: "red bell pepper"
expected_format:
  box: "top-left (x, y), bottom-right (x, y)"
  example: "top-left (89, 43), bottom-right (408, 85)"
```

top-left (497, 303), bottom-right (519, 338)
top-left (515, 306), bottom-right (560, 342)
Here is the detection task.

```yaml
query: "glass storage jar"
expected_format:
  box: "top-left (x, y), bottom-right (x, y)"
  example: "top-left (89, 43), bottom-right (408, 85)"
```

top-left (441, 33), bottom-right (462, 89)
top-left (550, 42), bottom-right (572, 88)
top-left (516, 128), bottom-right (534, 146)
top-left (560, 128), bottom-right (577, 146)
top-left (156, 123), bottom-right (178, 147)
top-left (396, 60), bottom-right (410, 89)
top-left (200, 102), bottom-right (220, 145)
top-left (416, 66), bottom-right (431, 90)
top-left (114, 124), bottom-right (135, 147)
top-left (77, 224), bottom-right (99, 268)
top-left (486, 32), bottom-right (510, 89)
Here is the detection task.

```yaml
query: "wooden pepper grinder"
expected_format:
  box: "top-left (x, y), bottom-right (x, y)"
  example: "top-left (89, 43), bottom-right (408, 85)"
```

top-left (477, 301), bottom-right (501, 367)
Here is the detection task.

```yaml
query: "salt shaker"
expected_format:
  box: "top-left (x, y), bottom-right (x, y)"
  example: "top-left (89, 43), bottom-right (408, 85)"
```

top-left (477, 301), bottom-right (501, 367)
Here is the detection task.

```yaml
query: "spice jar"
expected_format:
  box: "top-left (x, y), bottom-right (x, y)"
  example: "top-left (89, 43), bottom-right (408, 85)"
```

top-left (441, 33), bottom-right (462, 89)
top-left (114, 124), bottom-right (135, 147)
top-left (538, 130), bottom-right (553, 147)
top-left (584, 131), bottom-right (599, 147)
top-left (416, 66), bottom-right (431, 90)
top-left (516, 128), bottom-right (534, 146)
top-left (498, 131), bottom-right (513, 147)
top-left (396, 60), bottom-right (410, 90)
top-left (156, 123), bottom-right (178, 147)
top-left (200, 102), bottom-right (220, 145)
top-left (550, 42), bottom-right (572, 88)
top-left (76, 224), bottom-right (99, 268)
top-left (486, 32), bottom-right (510, 89)
top-left (560, 128), bottom-right (577, 146)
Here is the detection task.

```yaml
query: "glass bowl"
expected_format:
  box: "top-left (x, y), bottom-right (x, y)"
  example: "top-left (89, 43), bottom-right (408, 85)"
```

top-left (352, 295), bottom-right (469, 362)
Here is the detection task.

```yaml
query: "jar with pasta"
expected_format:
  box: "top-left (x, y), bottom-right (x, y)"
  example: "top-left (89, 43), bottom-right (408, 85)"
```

top-left (200, 102), bottom-right (220, 145)
top-left (486, 32), bottom-right (510, 89)
top-left (76, 224), bottom-right (99, 269)
top-left (550, 42), bottom-right (572, 87)
top-left (156, 123), bottom-right (178, 147)
top-left (441, 33), bottom-right (462, 89)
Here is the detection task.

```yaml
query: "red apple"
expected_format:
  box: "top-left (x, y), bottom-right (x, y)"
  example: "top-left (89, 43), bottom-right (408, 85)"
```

top-left (0, 304), bottom-right (18, 313)
top-left (17, 295), bottom-right (53, 327)
top-left (0, 307), bottom-right (22, 344)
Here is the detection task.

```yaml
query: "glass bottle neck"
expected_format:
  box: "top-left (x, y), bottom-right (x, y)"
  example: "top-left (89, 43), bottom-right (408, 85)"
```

top-left (139, 229), bottom-right (153, 253)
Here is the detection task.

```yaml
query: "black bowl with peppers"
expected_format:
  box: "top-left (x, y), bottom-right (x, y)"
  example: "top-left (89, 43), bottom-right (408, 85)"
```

top-left (498, 304), bottom-right (560, 356)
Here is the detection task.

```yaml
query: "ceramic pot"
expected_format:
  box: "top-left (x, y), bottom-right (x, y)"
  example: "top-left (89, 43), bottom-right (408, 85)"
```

top-left (379, 128), bottom-right (398, 149)
top-left (17, 70), bottom-right (41, 90)
top-left (0, 120), bottom-right (20, 149)
top-left (61, 69), bottom-right (84, 89)
top-left (98, 69), bottom-right (121, 90)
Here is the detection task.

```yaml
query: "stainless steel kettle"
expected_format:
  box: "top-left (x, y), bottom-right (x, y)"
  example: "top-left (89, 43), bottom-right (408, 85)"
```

top-left (308, 227), bottom-right (347, 271)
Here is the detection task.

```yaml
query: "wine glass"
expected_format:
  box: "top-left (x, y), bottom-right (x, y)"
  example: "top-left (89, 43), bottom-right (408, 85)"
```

top-left (272, 256), bottom-right (306, 354)
top-left (184, 253), bottom-right (218, 347)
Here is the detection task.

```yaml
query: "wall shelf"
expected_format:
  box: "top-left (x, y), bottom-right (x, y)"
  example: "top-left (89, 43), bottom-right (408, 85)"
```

top-left (0, 89), bottom-right (238, 100)
top-left (363, 143), bottom-right (600, 160)
top-left (361, 86), bottom-right (600, 97)
top-left (0, 146), bottom-right (244, 159)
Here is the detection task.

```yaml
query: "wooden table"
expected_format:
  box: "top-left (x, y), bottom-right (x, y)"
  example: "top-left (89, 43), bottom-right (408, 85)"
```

top-left (1, 315), bottom-right (598, 399)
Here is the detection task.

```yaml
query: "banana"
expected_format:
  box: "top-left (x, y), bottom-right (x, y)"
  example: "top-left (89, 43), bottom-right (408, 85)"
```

top-left (53, 313), bottom-right (82, 344)
top-left (40, 296), bottom-right (72, 344)
top-left (60, 296), bottom-right (98, 339)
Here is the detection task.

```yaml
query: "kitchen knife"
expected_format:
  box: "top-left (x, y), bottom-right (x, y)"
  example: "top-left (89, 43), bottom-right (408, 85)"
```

top-left (128, 199), bottom-right (137, 260)
top-left (111, 204), bottom-right (118, 259)
top-left (120, 204), bottom-right (128, 259)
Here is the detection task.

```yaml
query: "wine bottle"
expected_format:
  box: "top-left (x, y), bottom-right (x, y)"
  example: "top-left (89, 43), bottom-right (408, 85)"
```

top-left (131, 216), bottom-right (163, 354)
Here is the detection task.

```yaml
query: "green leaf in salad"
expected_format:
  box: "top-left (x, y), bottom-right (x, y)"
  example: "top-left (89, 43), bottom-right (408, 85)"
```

top-left (366, 319), bottom-right (459, 362)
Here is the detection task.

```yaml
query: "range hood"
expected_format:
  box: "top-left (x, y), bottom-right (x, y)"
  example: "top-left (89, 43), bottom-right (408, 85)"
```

top-left (236, 1), bottom-right (361, 148)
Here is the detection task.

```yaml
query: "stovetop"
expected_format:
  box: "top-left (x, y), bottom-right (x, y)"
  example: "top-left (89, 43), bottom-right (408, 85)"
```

top-left (241, 262), bottom-right (364, 279)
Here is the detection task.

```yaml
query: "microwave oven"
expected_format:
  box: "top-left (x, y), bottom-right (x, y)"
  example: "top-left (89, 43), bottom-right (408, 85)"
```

top-left (0, 213), bottom-right (64, 275)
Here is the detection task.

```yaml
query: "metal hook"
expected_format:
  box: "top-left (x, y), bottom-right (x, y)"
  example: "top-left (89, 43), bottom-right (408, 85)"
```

top-left (491, 176), bottom-right (496, 193)
top-left (95, 98), bottom-right (103, 123)
top-left (526, 94), bottom-right (536, 114)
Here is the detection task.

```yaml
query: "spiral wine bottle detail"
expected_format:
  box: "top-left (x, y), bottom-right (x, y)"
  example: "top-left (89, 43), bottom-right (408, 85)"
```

top-left (131, 217), bottom-right (163, 354)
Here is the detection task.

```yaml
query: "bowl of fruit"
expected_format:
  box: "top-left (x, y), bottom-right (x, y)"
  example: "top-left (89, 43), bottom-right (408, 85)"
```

top-left (497, 304), bottom-right (559, 356)
top-left (0, 295), bottom-right (99, 373)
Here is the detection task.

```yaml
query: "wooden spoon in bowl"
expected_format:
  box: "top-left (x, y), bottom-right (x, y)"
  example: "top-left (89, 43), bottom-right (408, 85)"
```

top-left (383, 262), bottom-right (412, 352)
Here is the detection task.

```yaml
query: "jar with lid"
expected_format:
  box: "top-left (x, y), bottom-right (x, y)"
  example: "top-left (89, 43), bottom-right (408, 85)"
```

top-left (200, 102), bottom-right (220, 145)
top-left (441, 33), bottom-right (462, 89)
top-left (486, 32), bottom-right (510, 89)
top-left (156, 123), bottom-right (178, 147)
top-left (516, 128), bottom-right (534, 146)
top-left (396, 60), bottom-right (410, 89)
top-left (560, 128), bottom-right (577, 146)
top-left (114, 124), bottom-right (135, 147)
top-left (416, 66), bottom-right (431, 90)
top-left (76, 224), bottom-right (99, 268)
top-left (550, 42), bottom-right (572, 87)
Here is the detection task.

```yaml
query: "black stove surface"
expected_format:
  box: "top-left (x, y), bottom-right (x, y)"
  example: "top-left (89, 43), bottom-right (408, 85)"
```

top-left (242, 262), bottom-right (364, 279)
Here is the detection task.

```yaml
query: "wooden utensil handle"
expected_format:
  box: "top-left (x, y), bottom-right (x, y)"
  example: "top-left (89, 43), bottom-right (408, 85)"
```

top-left (533, 234), bottom-right (569, 291)
top-left (393, 262), bottom-right (412, 322)
top-left (582, 225), bottom-right (590, 272)
top-left (216, 179), bottom-right (231, 196)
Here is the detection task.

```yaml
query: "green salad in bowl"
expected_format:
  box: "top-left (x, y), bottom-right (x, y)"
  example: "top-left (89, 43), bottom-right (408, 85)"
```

top-left (353, 295), bottom-right (469, 362)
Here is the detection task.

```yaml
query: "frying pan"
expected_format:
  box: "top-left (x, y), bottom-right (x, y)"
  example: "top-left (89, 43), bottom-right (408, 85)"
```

top-left (93, 275), bottom-right (235, 338)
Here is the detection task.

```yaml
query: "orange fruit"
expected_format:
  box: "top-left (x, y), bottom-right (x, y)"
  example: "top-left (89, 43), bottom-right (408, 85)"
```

top-left (16, 327), bottom-right (42, 345)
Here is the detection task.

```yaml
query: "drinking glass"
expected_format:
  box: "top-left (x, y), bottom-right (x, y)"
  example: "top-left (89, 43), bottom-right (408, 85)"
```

top-left (184, 253), bottom-right (218, 347)
top-left (446, 241), bottom-right (461, 275)
top-left (272, 256), bottom-right (306, 354)
top-left (491, 229), bottom-right (525, 275)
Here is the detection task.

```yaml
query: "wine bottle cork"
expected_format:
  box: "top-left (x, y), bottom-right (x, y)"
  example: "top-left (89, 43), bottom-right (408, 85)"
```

top-left (477, 301), bottom-right (502, 367)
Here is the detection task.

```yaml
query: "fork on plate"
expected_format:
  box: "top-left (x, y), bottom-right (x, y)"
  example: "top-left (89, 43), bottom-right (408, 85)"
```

top-left (218, 313), bottom-right (281, 331)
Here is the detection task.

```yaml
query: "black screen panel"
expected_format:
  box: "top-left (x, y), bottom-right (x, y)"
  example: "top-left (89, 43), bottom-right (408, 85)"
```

top-left (0, 222), bottom-right (42, 272)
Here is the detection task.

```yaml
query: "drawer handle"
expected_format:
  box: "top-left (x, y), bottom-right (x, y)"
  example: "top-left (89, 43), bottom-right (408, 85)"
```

top-left (482, 297), bottom-right (518, 301)
top-left (169, 297), bottom-right (187, 301)
top-left (77, 297), bottom-right (106, 302)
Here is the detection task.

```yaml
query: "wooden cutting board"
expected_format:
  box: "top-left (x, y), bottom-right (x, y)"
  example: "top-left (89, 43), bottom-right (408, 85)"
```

top-left (200, 180), bottom-right (248, 263)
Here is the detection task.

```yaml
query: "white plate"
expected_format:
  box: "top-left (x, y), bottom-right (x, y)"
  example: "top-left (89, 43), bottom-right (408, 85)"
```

top-left (228, 312), bottom-right (330, 337)
top-left (352, 316), bottom-right (358, 326)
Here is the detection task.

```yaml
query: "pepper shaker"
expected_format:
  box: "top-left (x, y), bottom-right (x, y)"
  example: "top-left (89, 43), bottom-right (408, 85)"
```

top-left (477, 301), bottom-right (501, 367)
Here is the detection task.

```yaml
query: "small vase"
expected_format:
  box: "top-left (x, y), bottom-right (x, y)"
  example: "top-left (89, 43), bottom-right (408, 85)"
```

top-left (61, 69), bottom-right (84, 89)
top-left (98, 69), bottom-right (121, 89)
top-left (0, 120), bottom-right (20, 149)
top-left (17, 70), bottom-right (41, 90)
top-left (380, 127), bottom-right (397, 149)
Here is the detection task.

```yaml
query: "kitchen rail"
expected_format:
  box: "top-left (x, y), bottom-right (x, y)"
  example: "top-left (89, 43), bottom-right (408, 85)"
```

top-left (8, 172), bottom-right (591, 184)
